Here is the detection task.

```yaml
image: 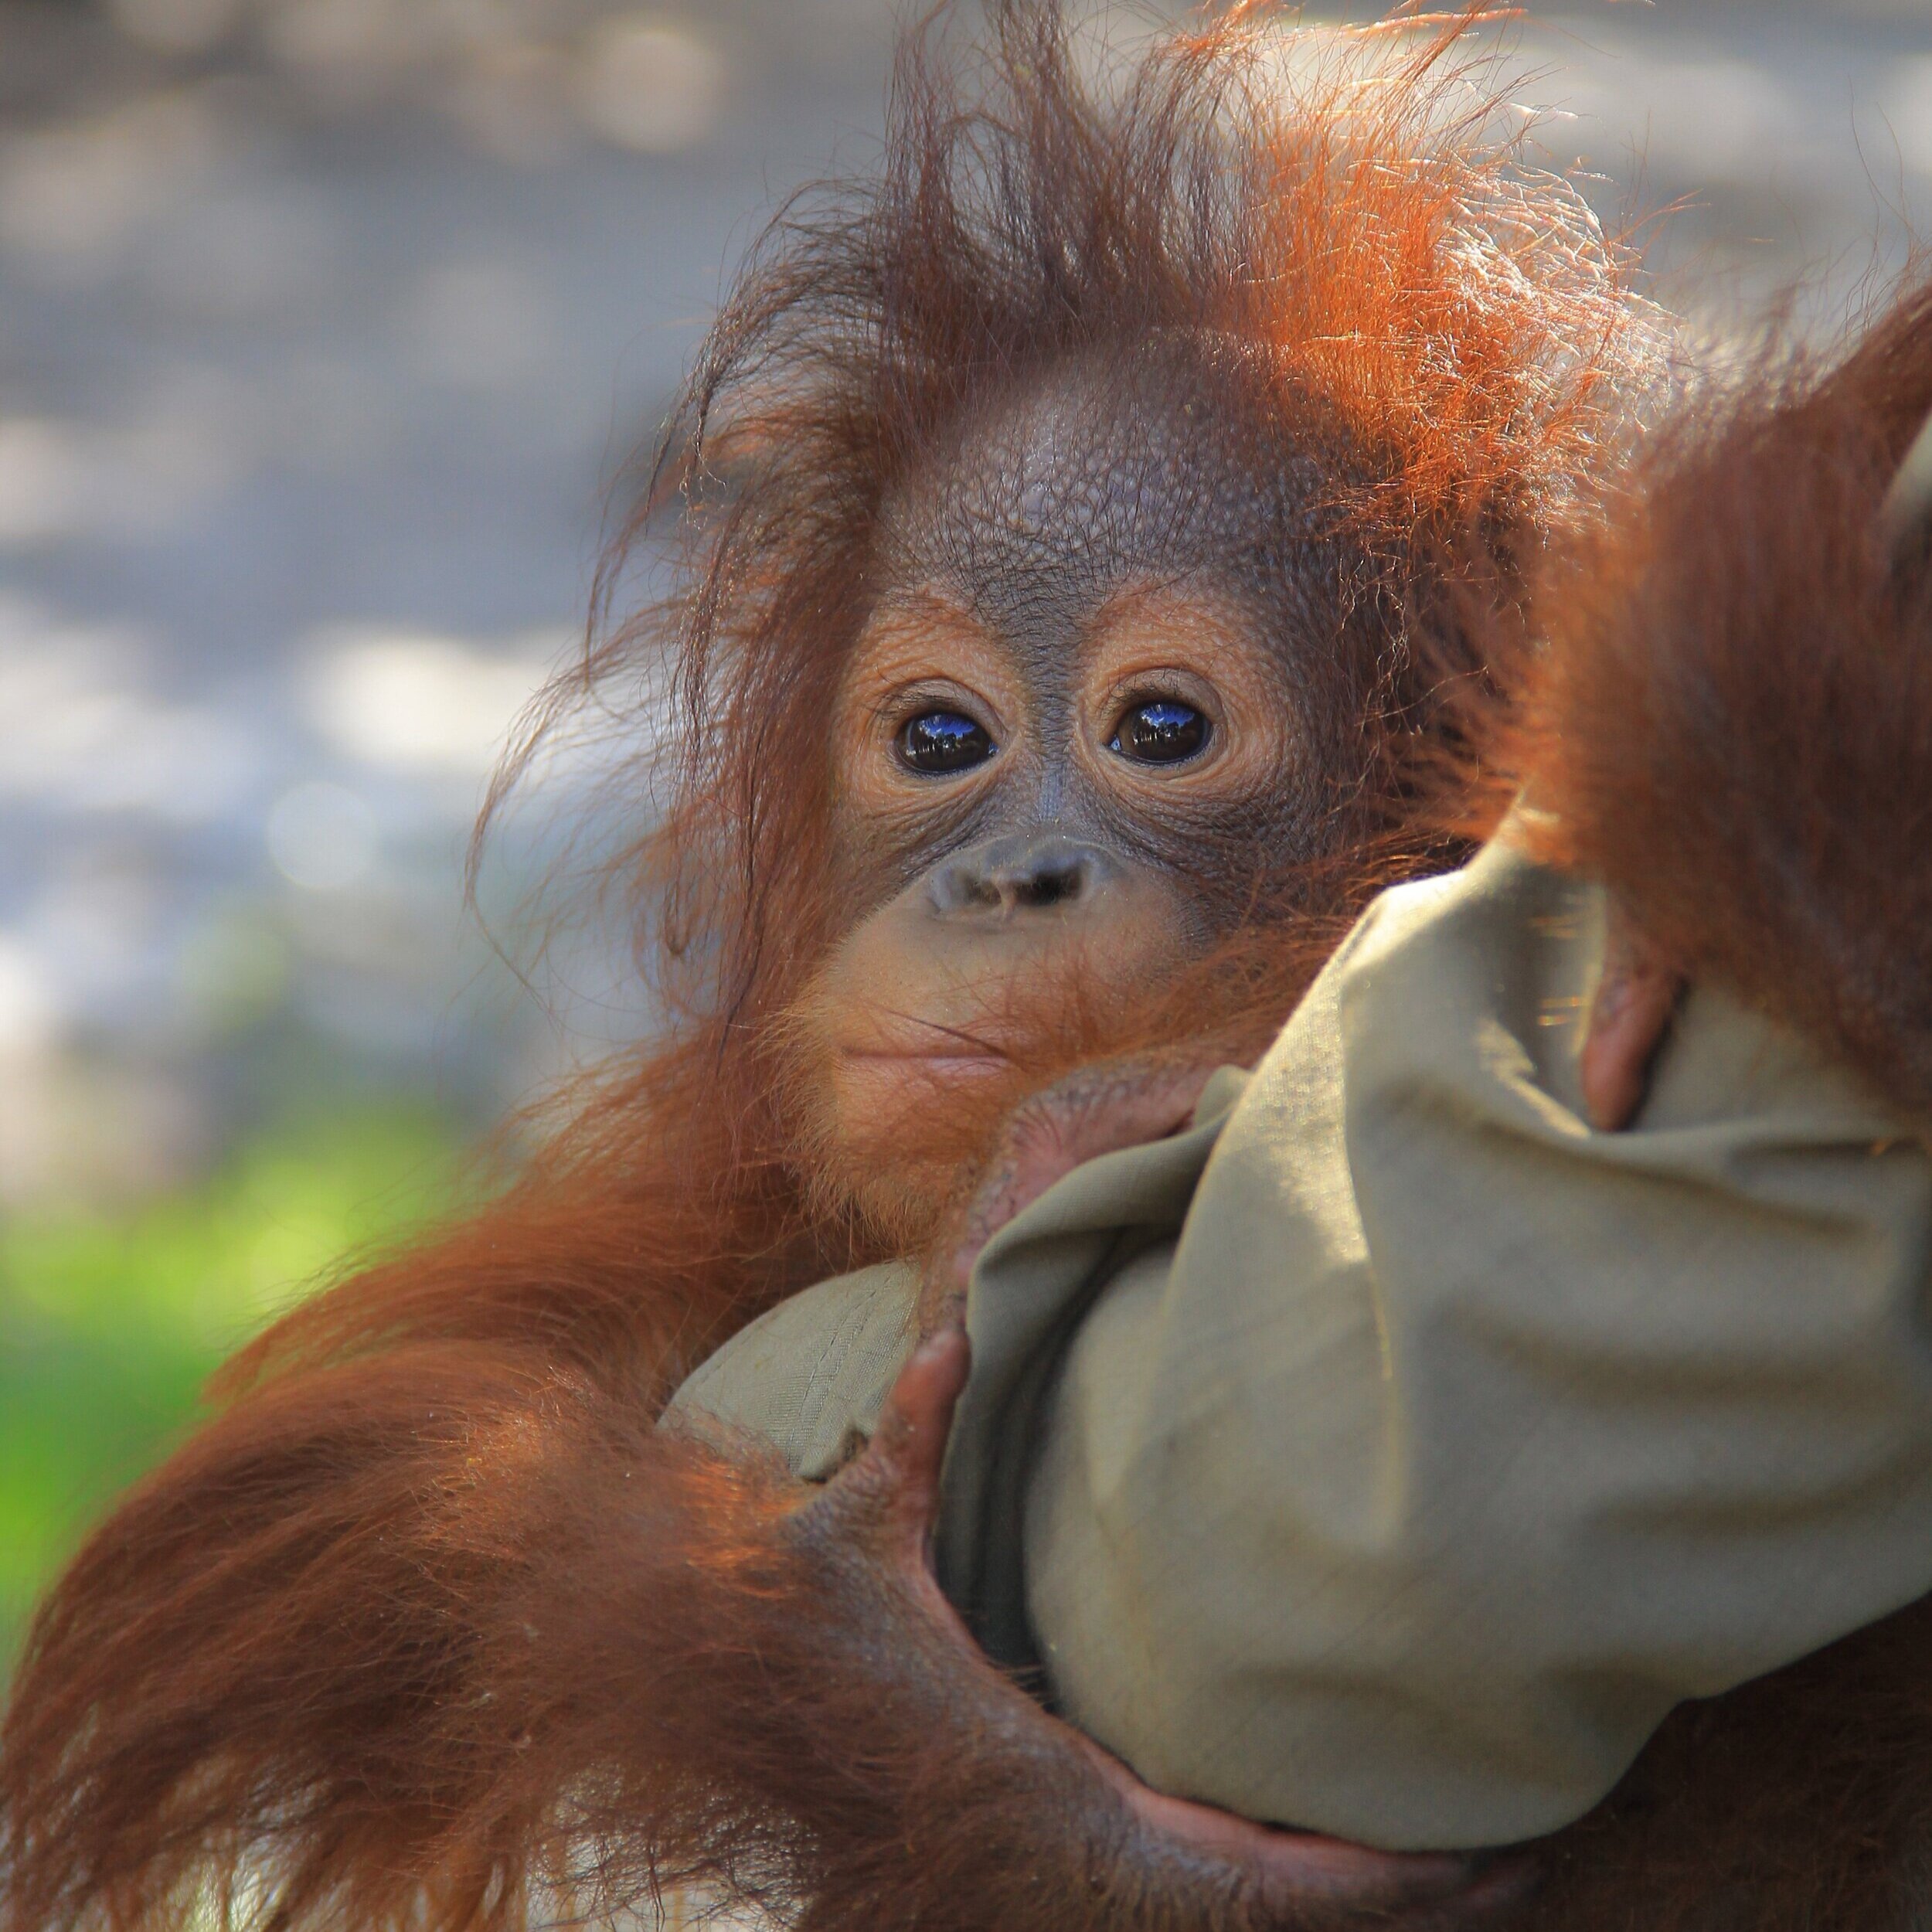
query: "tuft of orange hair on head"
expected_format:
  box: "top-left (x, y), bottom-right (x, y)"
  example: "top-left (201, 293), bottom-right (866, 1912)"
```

top-left (1184, 3), bottom-right (1655, 552)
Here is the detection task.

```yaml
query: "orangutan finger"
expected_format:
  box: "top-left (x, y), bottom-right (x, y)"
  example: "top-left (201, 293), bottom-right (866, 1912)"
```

top-left (921, 1058), bottom-right (1219, 1329)
top-left (1581, 940), bottom-right (1682, 1132)
top-left (828, 1325), bottom-right (971, 1556)
top-left (1014, 1059), bottom-right (1217, 1174)
top-left (1065, 1723), bottom-right (1530, 1921)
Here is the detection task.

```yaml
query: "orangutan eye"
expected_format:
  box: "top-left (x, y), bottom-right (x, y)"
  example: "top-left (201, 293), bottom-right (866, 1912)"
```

top-left (1110, 700), bottom-right (1210, 765)
top-left (897, 709), bottom-right (997, 774)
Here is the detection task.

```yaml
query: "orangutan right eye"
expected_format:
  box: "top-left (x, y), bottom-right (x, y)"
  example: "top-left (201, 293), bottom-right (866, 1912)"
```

top-left (897, 710), bottom-right (997, 774)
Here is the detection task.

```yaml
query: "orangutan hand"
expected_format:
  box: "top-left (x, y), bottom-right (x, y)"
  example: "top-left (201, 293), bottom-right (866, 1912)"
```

top-left (917, 1054), bottom-right (1221, 1331)
top-left (1580, 910), bottom-right (1684, 1132)
top-left (767, 1325), bottom-right (1536, 1930)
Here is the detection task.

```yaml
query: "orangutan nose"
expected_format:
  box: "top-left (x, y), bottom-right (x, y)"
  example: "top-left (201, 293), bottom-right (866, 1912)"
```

top-left (926, 832), bottom-right (1124, 920)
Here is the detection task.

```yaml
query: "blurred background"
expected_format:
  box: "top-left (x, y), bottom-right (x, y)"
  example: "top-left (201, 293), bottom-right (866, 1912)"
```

top-left (0, 0), bottom-right (1927, 1652)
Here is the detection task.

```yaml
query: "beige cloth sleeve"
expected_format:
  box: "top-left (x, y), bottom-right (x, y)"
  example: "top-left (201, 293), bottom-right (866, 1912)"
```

top-left (666, 838), bottom-right (1932, 1852)
top-left (668, 1258), bottom-right (921, 1481)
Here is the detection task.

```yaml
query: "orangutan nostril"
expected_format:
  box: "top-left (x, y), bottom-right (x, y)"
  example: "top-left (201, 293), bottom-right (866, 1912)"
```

top-left (928, 835), bottom-right (1115, 918)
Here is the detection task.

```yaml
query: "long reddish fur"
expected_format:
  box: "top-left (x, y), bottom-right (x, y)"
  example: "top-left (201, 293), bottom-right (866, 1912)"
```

top-left (1, 6), bottom-right (1660, 1928)
top-left (1509, 282), bottom-right (1932, 1122)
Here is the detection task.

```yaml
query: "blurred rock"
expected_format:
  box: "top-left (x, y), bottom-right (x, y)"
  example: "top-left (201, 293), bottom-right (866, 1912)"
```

top-left (303, 622), bottom-right (566, 776)
top-left (0, 87), bottom-right (221, 270)
top-left (109, 0), bottom-right (247, 58)
top-left (574, 16), bottom-right (724, 155)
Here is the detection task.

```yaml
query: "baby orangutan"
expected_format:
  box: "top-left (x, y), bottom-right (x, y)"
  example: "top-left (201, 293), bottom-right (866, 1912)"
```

top-left (0, 8), bottom-right (1706, 1930)
top-left (654, 274), bottom-right (1932, 1932)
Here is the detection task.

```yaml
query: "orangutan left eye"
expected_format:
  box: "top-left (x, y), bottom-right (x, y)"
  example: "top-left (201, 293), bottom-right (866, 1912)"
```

top-left (898, 709), bottom-right (997, 774)
top-left (1110, 700), bottom-right (1210, 764)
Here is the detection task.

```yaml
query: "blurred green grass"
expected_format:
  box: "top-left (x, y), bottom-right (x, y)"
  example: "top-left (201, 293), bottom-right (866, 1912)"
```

top-left (0, 1104), bottom-right (478, 1664)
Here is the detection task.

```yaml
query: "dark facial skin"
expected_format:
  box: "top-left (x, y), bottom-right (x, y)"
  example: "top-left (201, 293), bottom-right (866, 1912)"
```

top-left (808, 352), bottom-right (1362, 1163)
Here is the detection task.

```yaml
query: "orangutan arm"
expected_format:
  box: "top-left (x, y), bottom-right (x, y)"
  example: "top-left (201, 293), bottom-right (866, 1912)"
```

top-left (623, 1328), bottom-right (1524, 1932)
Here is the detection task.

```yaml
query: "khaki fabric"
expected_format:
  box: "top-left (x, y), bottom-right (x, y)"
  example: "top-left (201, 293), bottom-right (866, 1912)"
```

top-left (671, 1258), bottom-right (922, 1481)
top-left (666, 838), bottom-right (1932, 1852)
